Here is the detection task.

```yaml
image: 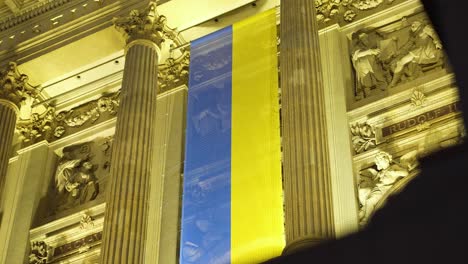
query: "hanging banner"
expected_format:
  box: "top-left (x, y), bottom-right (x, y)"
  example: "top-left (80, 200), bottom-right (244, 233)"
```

top-left (180, 9), bottom-right (284, 264)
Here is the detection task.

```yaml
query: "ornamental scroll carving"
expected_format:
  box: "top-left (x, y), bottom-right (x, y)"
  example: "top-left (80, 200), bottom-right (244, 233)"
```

top-left (315, 0), bottom-right (396, 24)
top-left (357, 150), bottom-right (418, 226)
top-left (350, 18), bottom-right (445, 100)
top-left (16, 92), bottom-right (120, 144)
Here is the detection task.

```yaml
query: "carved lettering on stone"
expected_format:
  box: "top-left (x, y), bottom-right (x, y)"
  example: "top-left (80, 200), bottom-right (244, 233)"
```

top-left (358, 150), bottom-right (418, 226)
top-left (350, 122), bottom-right (377, 154)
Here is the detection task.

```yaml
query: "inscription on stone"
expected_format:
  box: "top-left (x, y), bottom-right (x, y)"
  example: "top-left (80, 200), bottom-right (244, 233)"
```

top-left (52, 231), bottom-right (102, 257)
top-left (382, 102), bottom-right (460, 137)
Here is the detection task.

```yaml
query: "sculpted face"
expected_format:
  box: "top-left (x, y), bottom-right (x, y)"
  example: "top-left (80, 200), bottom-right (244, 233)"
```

top-left (375, 153), bottom-right (391, 170)
top-left (82, 162), bottom-right (93, 170)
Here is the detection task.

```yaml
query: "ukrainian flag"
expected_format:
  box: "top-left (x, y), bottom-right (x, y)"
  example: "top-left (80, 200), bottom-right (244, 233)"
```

top-left (180, 9), bottom-right (284, 264)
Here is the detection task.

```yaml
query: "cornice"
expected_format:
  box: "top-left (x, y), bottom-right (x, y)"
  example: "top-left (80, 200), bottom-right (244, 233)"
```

top-left (0, 0), bottom-right (148, 65)
top-left (0, 0), bottom-right (73, 31)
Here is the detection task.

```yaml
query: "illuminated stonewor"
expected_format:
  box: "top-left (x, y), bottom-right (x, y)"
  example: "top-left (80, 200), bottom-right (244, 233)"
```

top-left (0, 62), bottom-right (37, 208)
top-left (99, 1), bottom-right (177, 263)
top-left (280, 0), bottom-right (335, 252)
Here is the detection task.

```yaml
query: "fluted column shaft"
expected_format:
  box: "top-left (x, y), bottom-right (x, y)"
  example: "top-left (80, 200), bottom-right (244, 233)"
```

top-left (100, 43), bottom-right (159, 263)
top-left (0, 101), bottom-right (17, 201)
top-left (280, 0), bottom-right (335, 249)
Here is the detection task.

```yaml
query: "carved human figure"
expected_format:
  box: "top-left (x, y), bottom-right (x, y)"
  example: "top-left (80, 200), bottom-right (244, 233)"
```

top-left (351, 31), bottom-right (387, 99)
top-left (55, 156), bottom-right (99, 207)
top-left (358, 151), bottom-right (409, 225)
top-left (388, 20), bottom-right (443, 88)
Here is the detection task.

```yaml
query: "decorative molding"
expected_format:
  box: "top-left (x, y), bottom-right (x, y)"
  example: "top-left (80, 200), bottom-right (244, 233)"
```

top-left (350, 121), bottom-right (377, 154)
top-left (16, 92), bottom-right (119, 144)
top-left (0, 61), bottom-right (39, 109)
top-left (410, 88), bottom-right (426, 107)
top-left (15, 51), bottom-right (188, 146)
top-left (79, 213), bottom-right (95, 230)
top-left (349, 17), bottom-right (445, 101)
top-left (29, 241), bottom-right (50, 264)
top-left (0, 0), bottom-right (73, 31)
top-left (315, 0), bottom-right (400, 26)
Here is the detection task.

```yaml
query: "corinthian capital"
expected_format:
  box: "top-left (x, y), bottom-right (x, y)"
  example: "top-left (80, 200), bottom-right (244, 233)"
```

top-left (113, 0), bottom-right (177, 48)
top-left (0, 62), bottom-right (39, 110)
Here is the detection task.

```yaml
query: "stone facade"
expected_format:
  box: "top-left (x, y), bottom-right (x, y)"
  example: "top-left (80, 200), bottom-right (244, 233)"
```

top-left (0, 0), bottom-right (464, 263)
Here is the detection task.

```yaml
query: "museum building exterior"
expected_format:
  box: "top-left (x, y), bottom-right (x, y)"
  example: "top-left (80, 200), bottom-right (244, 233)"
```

top-left (0, 0), bottom-right (463, 263)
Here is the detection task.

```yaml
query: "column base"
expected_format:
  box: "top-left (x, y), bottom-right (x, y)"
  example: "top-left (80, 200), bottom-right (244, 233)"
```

top-left (282, 236), bottom-right (330, 255)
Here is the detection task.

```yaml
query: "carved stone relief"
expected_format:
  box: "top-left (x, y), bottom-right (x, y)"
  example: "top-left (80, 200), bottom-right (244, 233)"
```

top-left (16, 92), bottom-right (120, 144)
top-left (351, 121), bottom-right (377, 154)
top-left (350, 18), bottom-right (445, 100)
top-left (315, 0), bottom-right (397, 25)
top-left (357, 150), bottom-right (418, 226)
top-left (50, 137), bottom-right (112, 215)
top-left (29, 241), bottom-right (50, 264)
top-left (0, 61), bottom-right (38, 108)
top-left (15, 50), bottom-right (188, 146)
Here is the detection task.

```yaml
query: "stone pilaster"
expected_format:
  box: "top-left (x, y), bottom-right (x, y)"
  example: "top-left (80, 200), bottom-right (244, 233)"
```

top-left (0, 62), bottom-right (37, 204)
top-left (280, 0), bottom-right (335, 253)
top-left (100, 1), bottom-right (175, 263)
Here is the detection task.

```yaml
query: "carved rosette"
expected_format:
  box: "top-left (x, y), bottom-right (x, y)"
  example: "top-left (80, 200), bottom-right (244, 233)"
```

top-left (0, 62), bottom-right (38, 110)
top-left (350, 122), bottom-right (377, 154)
top-left (112, 0), bottom-right (177, 48)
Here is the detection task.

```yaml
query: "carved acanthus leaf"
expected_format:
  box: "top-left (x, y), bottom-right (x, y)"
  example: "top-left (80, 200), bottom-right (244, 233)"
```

top-left (350, 122), bottom-right (377, 154)
top-left (113, 0), bottom-right (178, 46)
top-left (80, 213), bottom-right (95, 230)
top-left (0, 62), bottom-right (39, 108)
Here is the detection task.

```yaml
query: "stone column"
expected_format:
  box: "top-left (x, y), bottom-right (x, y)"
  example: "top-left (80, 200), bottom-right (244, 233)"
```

top-left (0, 62), bottom-right (37, 205)
top-left (280, 0), bottom-right (335, 253)
top-left (100, 1), bottom-right (175, 263)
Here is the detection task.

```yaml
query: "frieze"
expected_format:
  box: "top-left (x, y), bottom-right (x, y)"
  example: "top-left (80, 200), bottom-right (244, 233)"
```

top-left (16, 92), bottom-right (120, 144)
top-left (350, 17), bottom-right (445, 100)
top-left (381, 101), bottom-right (461, 137)
top-left (15, 50), bottom-right (188, 146)
top-left (315, 0), bottom-right (400, 26)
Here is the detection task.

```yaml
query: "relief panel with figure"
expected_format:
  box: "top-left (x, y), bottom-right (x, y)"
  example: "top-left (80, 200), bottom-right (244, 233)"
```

top-left (350, 15), bottom-right (446, 101)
